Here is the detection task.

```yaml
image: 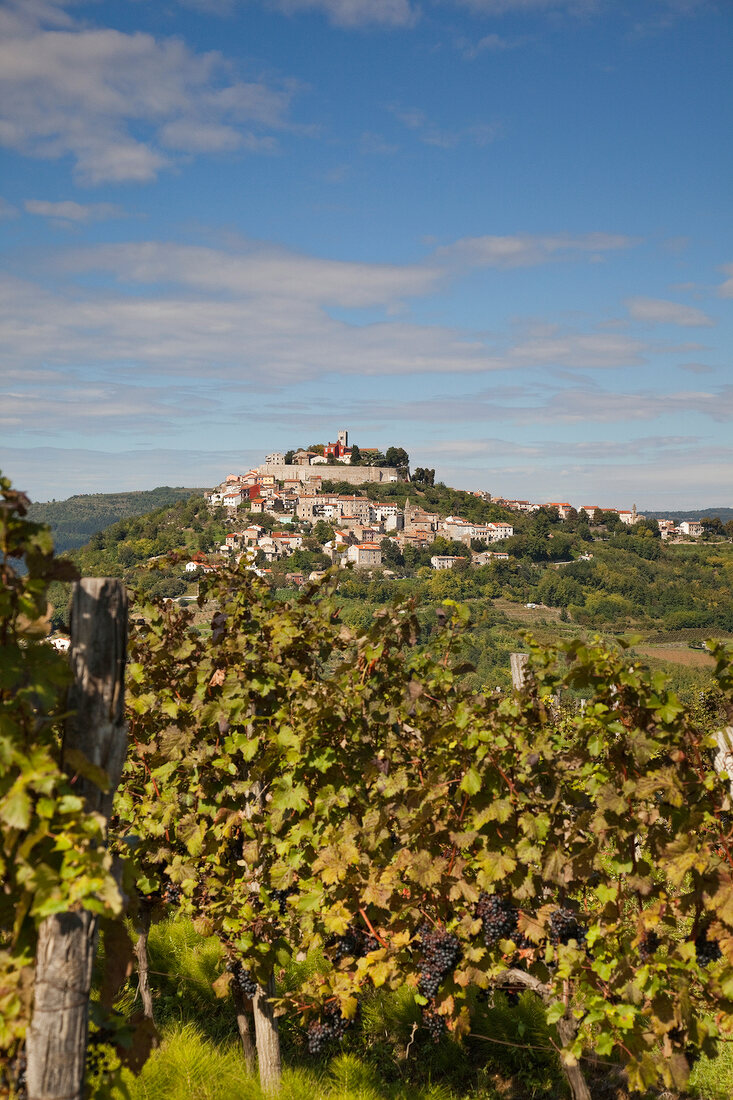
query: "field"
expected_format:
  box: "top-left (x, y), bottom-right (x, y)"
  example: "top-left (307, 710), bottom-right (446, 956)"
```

top-left (634, 645), bottom-right (716, 669)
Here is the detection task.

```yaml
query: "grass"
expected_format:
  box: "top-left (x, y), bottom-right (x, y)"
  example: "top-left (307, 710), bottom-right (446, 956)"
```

top-left (99, 916), bottom-right (733, 1100)
top-left (101, 916), bottom-right (566, 1100)
top-left (689, 1044), bottom-right (733, 1100)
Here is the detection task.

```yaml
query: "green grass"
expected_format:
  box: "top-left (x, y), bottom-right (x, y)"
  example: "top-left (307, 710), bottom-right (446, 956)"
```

top-left (99, 915), bottom-right (733, 1100)
top-left (689, 1043), bottom-right (733, 1100)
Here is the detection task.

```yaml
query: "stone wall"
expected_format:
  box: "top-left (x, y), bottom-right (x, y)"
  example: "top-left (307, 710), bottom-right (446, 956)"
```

top-left (257, 463), bottom-right (406, 485)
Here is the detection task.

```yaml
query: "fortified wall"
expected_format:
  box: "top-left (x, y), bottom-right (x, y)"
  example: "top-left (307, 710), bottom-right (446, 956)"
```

top-left (257, 463), bottom-right (407, 485)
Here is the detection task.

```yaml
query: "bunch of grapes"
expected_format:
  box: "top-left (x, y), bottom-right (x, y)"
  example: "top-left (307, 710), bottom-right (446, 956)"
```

top-left (306, 1002), bottom-right (351, 1055)
top-left (226, 959), bottom-right (259, 998)
top-left (476, 893), bottom-right (518, 947)
top-left (225, 828), bottom-right (244, 865)
top-left (638, 931), bottom-right (660, 962)
top-left (694, 928), bottom-right (722, 967)
top-left (549, 908), bottom-right (586, 947)
top-left (161, 880), bottom-right (182, 906)
top-left (270, 886), bottom-right (297, 915)
top-left (332, 926), bottom-right (380, 961)
top-left (422, 1007), bottom-right (446, 1043)
top-left (417, 926), bottom-right (462, 1000)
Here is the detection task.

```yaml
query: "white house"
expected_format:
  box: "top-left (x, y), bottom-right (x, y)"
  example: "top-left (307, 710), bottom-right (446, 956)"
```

top-left (486, 521), bottom-right (514, 541)
top-left (679, 520), bottom-right (704, 537)
top-left (222, 490), bottom-right (244, 510)
top-left (431, 555), bottom-right (467, 570)
top-left (371, 502), bottom-right (402, 522)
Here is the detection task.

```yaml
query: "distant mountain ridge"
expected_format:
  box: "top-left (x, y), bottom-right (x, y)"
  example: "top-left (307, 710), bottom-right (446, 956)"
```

top-left (28, 486), bottom-right (203, 553)
top-left (644, 507), bottom-right (733, 524)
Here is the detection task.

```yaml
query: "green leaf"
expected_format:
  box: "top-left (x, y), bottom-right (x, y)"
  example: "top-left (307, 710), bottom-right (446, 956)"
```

top-left (460, 767), bottom-right (482, 796)
top-left (1, 785), bottom-right (31, 830)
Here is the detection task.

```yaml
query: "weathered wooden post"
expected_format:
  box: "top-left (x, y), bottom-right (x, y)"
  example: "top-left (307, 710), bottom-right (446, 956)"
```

top-left (510, 652), bottom-right (529, 690)
top-left (714, 727), bottom-right (733, 798)
top-left (26, 578), bottom-right (128, 1100)
top-left (252, 974), bottom-right (282, 1094)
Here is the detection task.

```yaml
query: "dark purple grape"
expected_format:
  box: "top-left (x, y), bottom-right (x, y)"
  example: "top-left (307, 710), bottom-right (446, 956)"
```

top-left (306, 1002), bottom-right (352, 1054)
top-left (476, 893), bottom-right (518, 947)
top-left (695, 929), bottom-right (722, 967)
top-left (638, 931), bottom-right (660, 962)
top-left (549, 908), bottom-right (586, 947)
top-left (417, 927), bottom-right (461, 999)
top-left (226, 959), bottom-right (259, 998)
top-left (331, 926), bottom-right (380, 961)
top-left (423, 1007), bottom-right (446, 1043)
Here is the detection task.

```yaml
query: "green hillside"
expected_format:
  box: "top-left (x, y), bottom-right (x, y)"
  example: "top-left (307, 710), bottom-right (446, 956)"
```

top-left (47, 487), bottom-right (733, 702)
top-left (27, 486), bottom-right (203, 553)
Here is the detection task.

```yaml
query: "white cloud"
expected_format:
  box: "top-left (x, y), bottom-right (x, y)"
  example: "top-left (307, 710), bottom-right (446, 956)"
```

top-left (450, 0), bottom-right (598, 13)
top-left (323, 376), bottom-right (733, 427)
top-left (460, 32), bottom-right (516, 58)
top-left (0, 236), bottom-right (706, 428)
top-left (508, 328), bottom-right (647, 368)
top-left (0, 3), bottom-right (298, 184)
top-left (65, 241), bottom-right (442, 307)
top-left (678, 361), bottom-right (714, 375)
top-left (271, 0), bottom-right (419, 26)
top-left (389, 105), bottom-right (501, 148)
top-left (436, 232), bottom-right (636, 268)
top-left (24, 198), bottom-right (123, 222)
top-left (626, 296), bottom-right (714, 327)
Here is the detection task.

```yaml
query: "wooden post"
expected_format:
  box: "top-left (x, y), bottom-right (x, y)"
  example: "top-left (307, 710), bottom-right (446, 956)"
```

top-left (714, 728), bottom-right (733, 798)
top-left (253, 973), bottom-right (282, 1095)
top-left (27, 578), bottom-right (128, 1100)
top-left (134, 904), bottom-right (155, 1024)
top-left (495, 970), bottom-right (591, 1100)
top-left (231, 984), bottom-right (256, 1074)
top-left (510, 652), bottom-right (529, 690)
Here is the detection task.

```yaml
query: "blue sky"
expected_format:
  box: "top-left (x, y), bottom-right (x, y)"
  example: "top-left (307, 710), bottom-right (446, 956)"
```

top-left (1, 0), bottom-right (731, 508)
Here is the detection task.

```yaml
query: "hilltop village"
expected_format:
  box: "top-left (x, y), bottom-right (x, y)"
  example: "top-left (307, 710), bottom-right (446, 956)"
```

top-left (191, 429), bottom-right (707, 582)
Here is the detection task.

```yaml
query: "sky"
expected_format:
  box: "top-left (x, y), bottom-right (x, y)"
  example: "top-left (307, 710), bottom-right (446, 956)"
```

top-left (0, 0), bottom-right (731, 508)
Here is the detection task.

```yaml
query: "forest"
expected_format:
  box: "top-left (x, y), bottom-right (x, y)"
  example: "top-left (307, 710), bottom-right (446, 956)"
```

top-left (27, 487), bottom-right (201, 553)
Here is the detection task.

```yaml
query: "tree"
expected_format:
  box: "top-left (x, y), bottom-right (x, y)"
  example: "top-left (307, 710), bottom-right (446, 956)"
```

top-left (385, 446), bottom-right (410, 472)
top-left (349, 444), bottom-right (361, 466)
top-left (702, 516), bottom-right (724, 538)
top-left (380, 537), bottom-right (404, 568)
top-left (413, 468), bottom-right (435, 487)
top-left (312, 520), bottom-right (335, 545)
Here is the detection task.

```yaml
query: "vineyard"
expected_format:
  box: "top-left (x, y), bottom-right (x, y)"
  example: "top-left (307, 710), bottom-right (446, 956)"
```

top-left (3, 469), bottom-right (733, 1100)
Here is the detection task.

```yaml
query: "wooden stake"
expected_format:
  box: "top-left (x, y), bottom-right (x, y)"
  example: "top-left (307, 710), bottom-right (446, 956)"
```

top-left (253, 973), bottom-right (282, 1095)
top-left (232, 983), bottom-right (256, 1074)
top-left (27, 578), bottom-right (128, 1100)
top-left (510, 652), bottom-right (529, 690)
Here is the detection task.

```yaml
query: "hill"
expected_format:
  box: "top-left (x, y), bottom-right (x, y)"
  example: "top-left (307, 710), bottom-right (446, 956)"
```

top-left (27, 486), bottom-right (203, 553)
top-left (644, 507), bottom-right (733, 523)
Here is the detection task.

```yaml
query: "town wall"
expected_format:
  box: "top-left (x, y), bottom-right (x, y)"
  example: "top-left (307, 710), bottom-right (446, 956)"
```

top-left (256, 463), bottom-right (405, 485)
